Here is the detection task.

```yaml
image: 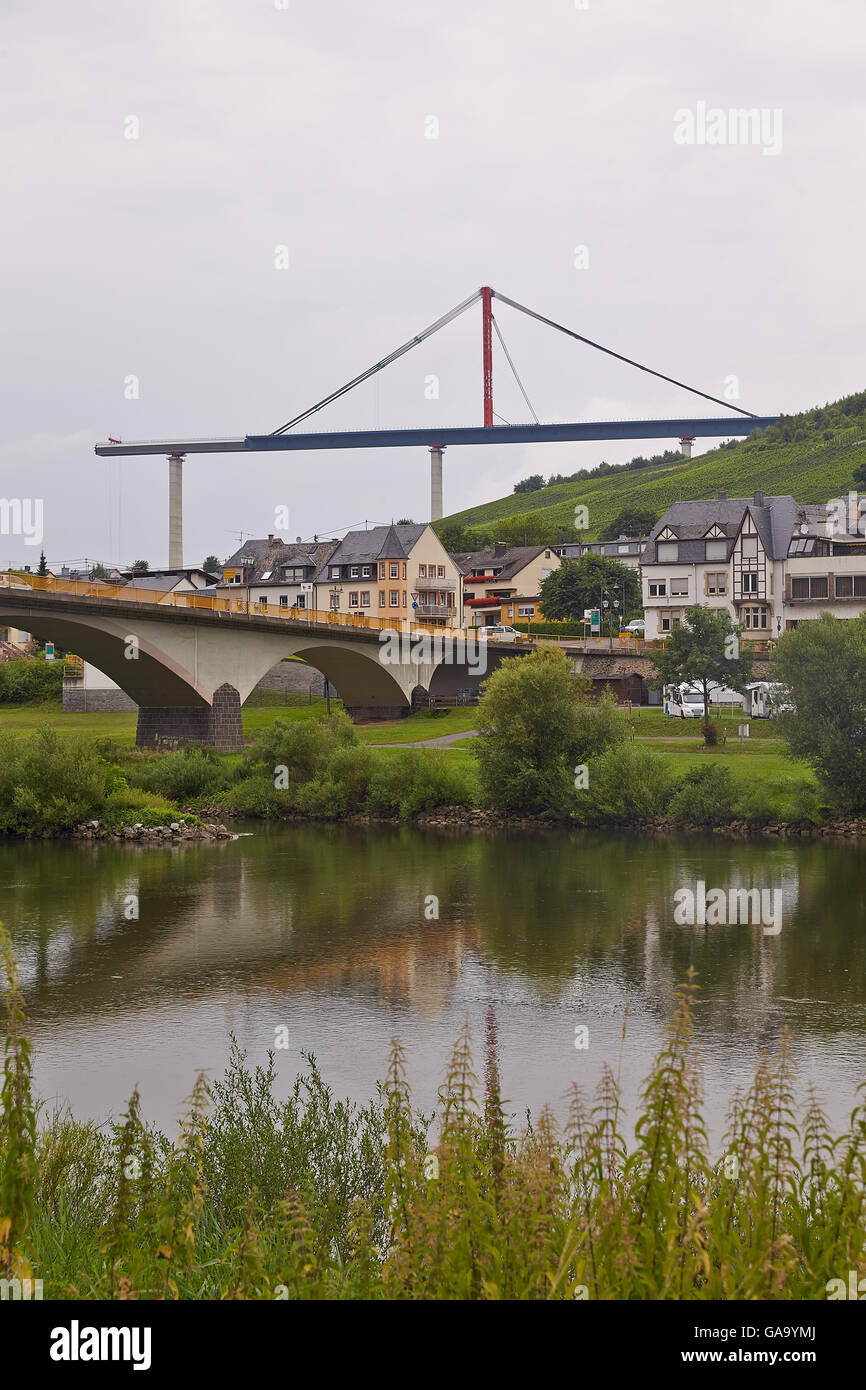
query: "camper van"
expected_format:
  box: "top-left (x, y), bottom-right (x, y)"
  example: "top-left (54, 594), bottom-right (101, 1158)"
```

top-left (664, 683), bottom-right (746, 719)
top-left (744, 681), bottom-right (793, 718)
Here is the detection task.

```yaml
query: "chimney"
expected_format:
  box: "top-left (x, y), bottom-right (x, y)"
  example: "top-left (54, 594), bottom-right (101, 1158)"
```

top-left (493, 541), bottom-right (507, 558)
top-left (717, 489), bottom-right (727, 500)
top-left (753, 490), bottom-right (764, 507)
top-left (268, 534), bottom-right (275, 547)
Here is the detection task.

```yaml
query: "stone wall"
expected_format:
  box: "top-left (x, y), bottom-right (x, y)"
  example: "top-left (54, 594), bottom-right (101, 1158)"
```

top-left (253, 658), bottom-right (327, 696)
top-left (63, 686), bottom-right (138, 713)
top-left (136, 684), bottom-right (244, 751)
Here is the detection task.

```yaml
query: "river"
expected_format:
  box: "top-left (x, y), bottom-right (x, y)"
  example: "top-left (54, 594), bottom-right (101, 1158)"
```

top-left (2, 824), bottom-right (864, 1145)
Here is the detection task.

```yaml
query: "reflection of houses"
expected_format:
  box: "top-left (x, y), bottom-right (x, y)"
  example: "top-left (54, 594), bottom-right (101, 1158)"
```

top-left (451, 543), bottom-right (560, 628)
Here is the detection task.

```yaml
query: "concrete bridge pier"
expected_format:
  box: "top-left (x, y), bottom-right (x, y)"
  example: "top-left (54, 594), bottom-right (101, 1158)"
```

top-left (136, 684), bottom-right (244, 751)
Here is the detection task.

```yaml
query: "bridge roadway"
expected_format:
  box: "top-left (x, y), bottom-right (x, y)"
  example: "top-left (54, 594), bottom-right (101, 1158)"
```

top-left (0, 575), bottom-right (528, 749)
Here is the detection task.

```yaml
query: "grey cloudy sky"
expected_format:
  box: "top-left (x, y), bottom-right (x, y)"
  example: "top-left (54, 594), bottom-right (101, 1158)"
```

top-left (1, 0), bottom-right (863, 569)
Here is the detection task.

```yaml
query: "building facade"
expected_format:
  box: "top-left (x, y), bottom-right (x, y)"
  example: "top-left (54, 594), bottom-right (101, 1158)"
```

top-left (317, 523), bottom-right (461, 625)
top-left (451, 543), bottom-right (561, 628)
top-left (640, 490), bottom-right (866, 641)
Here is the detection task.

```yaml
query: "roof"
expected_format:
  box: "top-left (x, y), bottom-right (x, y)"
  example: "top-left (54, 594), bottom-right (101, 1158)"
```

top-left (643, 494), bottom-right (798, 564)
top-left (450, 544), bottom-right (554, 582)
top-left (220, 538), bottom-right (339, 586)
top-left (321, 523), bottom-right (429, 572)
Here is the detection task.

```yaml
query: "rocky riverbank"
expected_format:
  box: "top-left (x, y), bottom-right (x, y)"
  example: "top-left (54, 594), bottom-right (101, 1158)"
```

top-left (73, 819), bottom-right (234, 842)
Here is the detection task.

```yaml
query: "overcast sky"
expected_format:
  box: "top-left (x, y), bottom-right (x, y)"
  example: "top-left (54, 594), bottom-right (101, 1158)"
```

top-left (1, 0), bottom-right (863, 569)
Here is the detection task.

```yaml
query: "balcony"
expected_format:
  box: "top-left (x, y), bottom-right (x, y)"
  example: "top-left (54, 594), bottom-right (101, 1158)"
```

top-left (416, 578), bottom-right (456, 591)
top-left (414, 603), bottom-right (451, 618)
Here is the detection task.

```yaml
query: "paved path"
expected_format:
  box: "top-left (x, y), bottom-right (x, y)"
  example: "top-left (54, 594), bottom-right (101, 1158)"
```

top-left (368, 729), bottom-right (479, 749)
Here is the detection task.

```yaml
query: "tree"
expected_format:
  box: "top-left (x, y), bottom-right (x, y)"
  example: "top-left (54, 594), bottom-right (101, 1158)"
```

top-left (513, 474), bottom-right (545, 495)
top-left (475, 646), bottom-right (625, 812)
top-left (203, 555), bottom-right (221, 572)
top-left (772, 612), bottom-right (866, 811)
top-left (647, 605), bottom-right (753, 743)
top-left (853, 463), bottom-right (866, 487)
top-left (597, 507), bottom-right (658, 541)
top-left (396, 518), bottom-right (417, 525)
top-left (36, 551), bottom-right (48, 576)
top-left (539, 555), bottom-right (641, 629)
top-left (131, 560), bottom-right (149, 574)
top-left (90, 563), bottom-right (108, 580)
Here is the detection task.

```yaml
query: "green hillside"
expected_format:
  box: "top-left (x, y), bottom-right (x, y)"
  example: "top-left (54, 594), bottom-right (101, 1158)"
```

top-left (436, 392), bottom-right (866, 547)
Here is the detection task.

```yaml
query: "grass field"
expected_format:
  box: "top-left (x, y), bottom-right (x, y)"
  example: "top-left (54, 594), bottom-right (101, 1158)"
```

top-left (0, 697), bottom-right (338, 744)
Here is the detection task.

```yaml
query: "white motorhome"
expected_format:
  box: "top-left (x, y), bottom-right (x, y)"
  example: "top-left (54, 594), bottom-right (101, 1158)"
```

top-left (664, 682), bottom-right (745, 719)
top-left (744, 681), bottom-right (793, 718)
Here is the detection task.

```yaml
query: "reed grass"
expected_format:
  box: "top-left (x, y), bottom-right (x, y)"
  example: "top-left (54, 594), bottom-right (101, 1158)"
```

top-left (1, 930), bottom-right (864, 1300)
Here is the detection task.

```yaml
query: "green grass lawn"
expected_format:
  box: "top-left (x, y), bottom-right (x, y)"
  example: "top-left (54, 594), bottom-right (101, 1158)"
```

top-left (355, 708), bottom-right (480, 744)
top-left (0, 697), bottom-right (338, 744)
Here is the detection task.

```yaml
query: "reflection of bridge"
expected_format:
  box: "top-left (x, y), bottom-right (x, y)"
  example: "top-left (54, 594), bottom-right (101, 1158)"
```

top-left (0, 574), bottom-right (527, 748)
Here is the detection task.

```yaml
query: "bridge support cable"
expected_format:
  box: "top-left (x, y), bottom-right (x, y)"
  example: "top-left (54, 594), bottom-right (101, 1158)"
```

top-left (491, 313), bottom-right (539, 424)
top-left (271, 290), bottom-right (482, 436)
top-left (490, 290), bottom-right (757, 419)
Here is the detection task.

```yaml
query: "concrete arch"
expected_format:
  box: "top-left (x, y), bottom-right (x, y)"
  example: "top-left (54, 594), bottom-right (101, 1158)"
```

top-left (291, 642), bottom-right (412, 719)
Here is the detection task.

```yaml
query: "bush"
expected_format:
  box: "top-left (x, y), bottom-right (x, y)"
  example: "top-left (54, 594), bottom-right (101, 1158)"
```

top-left (127, 746), bottom-right (234, 802)
top-left (475, 649), bottom-right (626, 813)
top-left (669, 765), bottom-right (738, 826)
top-left (0, 727), bottom-right (107, 834)
top-left (244, 712), bottom-right (357, 784)
top-left (0, 657), bottom-right (64, 704)
top-left (699, 721), bottom-right (718, 746)
top-left (365, 749), bottom-right (476, 818)
top-left (574, 744), bottom-right (675, 823)
top-left (220, 772), bottom-right (289, 819)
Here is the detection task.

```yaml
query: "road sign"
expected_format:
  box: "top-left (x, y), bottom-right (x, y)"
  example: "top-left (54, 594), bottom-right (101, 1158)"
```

top-left (44, 642), bottom-right (55, 662)
top-left (590, 609), bottom-right (600, 635)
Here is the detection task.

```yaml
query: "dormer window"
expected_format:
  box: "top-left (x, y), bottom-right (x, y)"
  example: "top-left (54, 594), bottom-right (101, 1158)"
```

top-left (704, 524), bottom-right (725, 538)
top-left (658, 527), bottom-right (676, 541)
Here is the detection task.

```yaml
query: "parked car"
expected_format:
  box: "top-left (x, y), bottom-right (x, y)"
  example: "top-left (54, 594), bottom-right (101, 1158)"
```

top-left (481, 625), bottom-right (522, 643)
top-left (623, 619), bottom-right (646, 634)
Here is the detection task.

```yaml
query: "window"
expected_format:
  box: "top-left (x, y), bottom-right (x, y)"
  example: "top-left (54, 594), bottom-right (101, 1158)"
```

top-left (418, 564), bottom-right (427, 577)
top-left (657, 542), bottom-right (678, 562)
top-left (282, 566), bottom-right (305, 583)
top-left (705, 541), bottom-right (727, 562)
top-left (856, 576), bottom-right (866, 597)
top-left (744, 607), bottom-right (769, 629)
top-left (279, 595), bottom-right (288, 607)
top-left (705, 572), bottom-right (727, 595)
top-left (437, 566), bottom-right (445, 578)
top-left (296, 594), bottom-right (306, 609)
top-left (518, 604), bottom-right (536, 616)
top-left (792, 575), bottom-right (829, 599)
top-left (617, 544), bottom-right (630, 555)
top-left (349, 591), bottom-right (359, 608)
top-left (389, 563), bottom-right (398, 579)
top-left (835, 575), bottom-right (853, 597)
top-left (402, 591), bottom-right (407, 607)
top-left (660, 609), bottom-right (683, 633)
top-left (379, 590), bottom-right (386, 606)
top-left (389, 590), bottom-right (399, 606)
top-left (330, 567), bottom-right (341, 579)
top-left (379, 563), bottom-right (385, 580)
top-left (670, 577), bottom-right (689, 597)
top-left (361, 591), bottom-right (370, 607)
top-left (227, 572), bottom-right (242, 585)
top-left (258, 595), bottom-right (269, 607)
top-left (648, 581), bottom-right (667, 598)
top-left (362, 565), bottom-right (372, 578)
top-left (402, 563), bottom-right (407, 580)
top-left (350, 567), bottom-right (359, 579)
top-left (742, 572), bottom-right (759, 593)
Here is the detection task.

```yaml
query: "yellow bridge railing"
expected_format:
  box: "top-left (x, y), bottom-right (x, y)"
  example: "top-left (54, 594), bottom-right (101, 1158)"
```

top-left (0, 572), bottom-right (521, 645)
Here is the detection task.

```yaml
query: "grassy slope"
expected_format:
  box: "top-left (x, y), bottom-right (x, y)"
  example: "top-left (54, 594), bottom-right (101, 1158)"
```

top-left (441, 434), bottom-right (866, 541)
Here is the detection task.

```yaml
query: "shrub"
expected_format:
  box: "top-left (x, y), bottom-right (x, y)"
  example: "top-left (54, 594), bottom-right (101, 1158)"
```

top-left (0, 727), bottom-right (107, 834)
top-left (365, 749), bottom-right (476, 818)
top-left (669, 765), bottom-right (738, 826)
top-left (127, 746), bottom-right (233, 802)
top-left (475, 648), bottom-right (625, 813)
top-left (220, 772), bottom-right (290, 819)
top-left (0, 657), bottom-right (64, 705)
top-left (699, 720), bottom-right (718, 746)
top-left (574, 744), bottom-right (675, 823)
top-left (244, 713), bottom-right (357, 785)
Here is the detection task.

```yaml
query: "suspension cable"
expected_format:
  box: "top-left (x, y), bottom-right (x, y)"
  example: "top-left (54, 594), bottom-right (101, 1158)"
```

top-left (491, 290), bottom-right (756, 418)
top-left (492, 314), bottom-right (539, 423)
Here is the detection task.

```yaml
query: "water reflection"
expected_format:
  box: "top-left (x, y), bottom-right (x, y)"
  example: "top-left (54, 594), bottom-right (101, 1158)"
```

top-left (2, 825), bottom-right (865, 1140)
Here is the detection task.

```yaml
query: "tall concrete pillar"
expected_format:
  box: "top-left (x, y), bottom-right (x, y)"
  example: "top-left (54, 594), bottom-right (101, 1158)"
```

top-left (168, 453), bottom-right (185, 569)
top-left (430, 445), bottom-right (445, 522)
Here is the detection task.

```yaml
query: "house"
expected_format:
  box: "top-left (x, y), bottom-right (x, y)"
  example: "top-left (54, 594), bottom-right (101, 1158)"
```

top-left (219, 538), bottom-right (340, 611)
top-left (451, 543), bottom-right (561, 628)
top-left (553, 536), bottom-right (647, 571)
top-left (640, 489), bottom-right (866, 641)
top-left (120, 567), bottom-right (217, 592)
top-left (316, 524), bottom-right (461, 625)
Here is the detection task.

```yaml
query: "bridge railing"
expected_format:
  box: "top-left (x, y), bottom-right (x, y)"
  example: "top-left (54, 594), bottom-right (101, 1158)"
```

top-left (1, 572), bottom-right (499, 644)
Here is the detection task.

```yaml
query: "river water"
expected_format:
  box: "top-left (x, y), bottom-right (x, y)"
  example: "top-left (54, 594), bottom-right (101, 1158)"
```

top-left (2, 824), bottom-right (864, 1145)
